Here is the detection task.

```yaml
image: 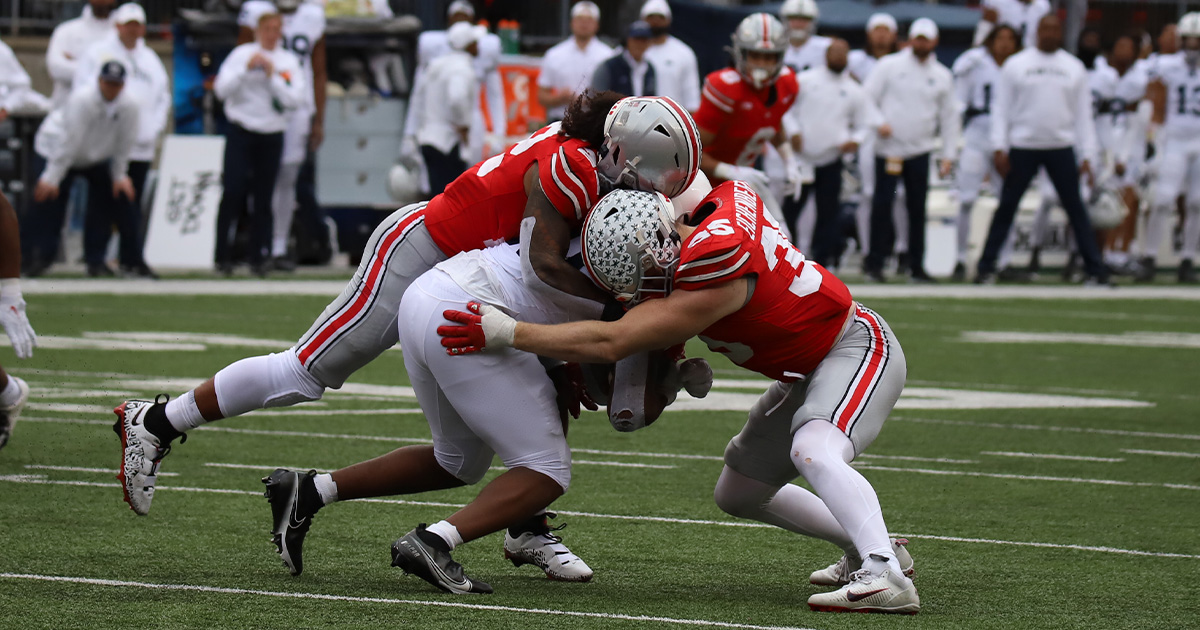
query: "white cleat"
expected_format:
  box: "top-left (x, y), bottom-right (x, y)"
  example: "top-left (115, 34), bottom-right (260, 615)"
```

top-left (0, 376), bottom-right (30, 450)
top-left (808, 565), bottom-right (920, 615)
top-left (810, 538), bottom-right (914, 587)
top-left (112, 398), bottom-right (171, 515)
top-left (503, 515), bottom-right (593, 582)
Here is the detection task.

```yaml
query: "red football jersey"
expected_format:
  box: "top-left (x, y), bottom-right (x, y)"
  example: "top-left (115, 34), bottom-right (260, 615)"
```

top-left (694, 67), bottom-right (799, 170)
top-left (424, 123), bottom-right (600, 255)
top-left (675, 180), bottom-right (853, 381)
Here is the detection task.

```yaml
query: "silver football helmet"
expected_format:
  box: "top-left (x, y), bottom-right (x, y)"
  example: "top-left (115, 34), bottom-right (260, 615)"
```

top-left (780, 0), bottom-right (819, 42)
top-left (275, 0), bottom-right (302, 12)
top-left (582, 189), bottom-right (681, 305)
top-left (731, 13), bottom-right (789, 89)
top-left (1088, 184), bottom-right (1127, 230)
top-left (597, 96), bottom-right (701, 199)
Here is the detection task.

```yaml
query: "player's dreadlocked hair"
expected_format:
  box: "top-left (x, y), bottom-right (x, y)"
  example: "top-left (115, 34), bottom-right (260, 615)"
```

top-left (558, 89), bottom-right (623, 149)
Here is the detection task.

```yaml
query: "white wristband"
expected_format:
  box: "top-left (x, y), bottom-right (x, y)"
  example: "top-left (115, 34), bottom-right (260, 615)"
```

top-left (0, 278), bottom-right (21, 300)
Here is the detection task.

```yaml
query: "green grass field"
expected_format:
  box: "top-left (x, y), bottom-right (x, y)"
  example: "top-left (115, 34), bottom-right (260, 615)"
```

top-left (1, 287), bottom-right (1198, 630)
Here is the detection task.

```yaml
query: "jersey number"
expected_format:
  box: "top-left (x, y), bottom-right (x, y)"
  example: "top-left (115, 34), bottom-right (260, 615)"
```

top-left (735, 127), bottom-right (777, 167)
top-left (1178, 85), bottom-right (1200, 116)
top-left (980, 84), bottom-right (991, 114)
top-left (476, 124), bottom-right (559, 178)
top-left (282, 34), bottom-right (312, 65)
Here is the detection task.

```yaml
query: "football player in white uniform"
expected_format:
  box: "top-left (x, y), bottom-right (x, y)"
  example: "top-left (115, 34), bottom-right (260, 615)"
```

top-left (952, 24), bottom-right (1020, 281)
top-left (0, 190), bottom-right (34, 450)
top-left (237, 0), bottom-right (327, 271)
top-left (1139, 13), bottom-right (1200, 283)
top-left (780, 0), bottom-right (830, 73)
top-left (1097, 34), bottom-right (1148, 273)
top-left (976, 0), bottom-right (1051, 49)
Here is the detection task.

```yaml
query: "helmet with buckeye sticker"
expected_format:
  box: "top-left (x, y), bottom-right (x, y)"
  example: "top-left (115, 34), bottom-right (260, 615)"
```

top-left (582, 189), bottom-right (681, 305)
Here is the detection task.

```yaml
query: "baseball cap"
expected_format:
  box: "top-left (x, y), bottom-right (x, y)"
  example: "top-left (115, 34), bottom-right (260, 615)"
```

top-left (628, 20), bottom-right (653, 39)
top-left (447, 0), bottom-right (475, 20)
top-left (447, 21), bottom-right (487, 50)
top-left (866, 12), bottom-right (897, 33)
top-left (99, 60), bottom-right (127, 83)
top-left (113, 3), bottom-right (146, 24)
top-left (571, 1), bottom-right (600, 20)
top-left (909, 17), bottom-right (938, 41)
top-left (640, 0), bottom-right (671, 20)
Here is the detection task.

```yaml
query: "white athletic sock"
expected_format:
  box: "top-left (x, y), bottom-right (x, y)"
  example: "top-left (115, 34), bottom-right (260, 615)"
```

top-left (862, 552), bottom-right (904, 577)
top-left (0, 376), bottom-right (21, 406)
top-left (313, 473), bottom-right (339, 505)
top-left (957, 200), bottom-right (974, 264)
top-left (714, 466), bottom-right (855, 554)
top-left (1183, 206), bottom-right (1200, 260)
top-left (790, 421), bottom-right (893, 562)
top-left (166, 390), bottom-right (208, 433)
top-left (1030, 199), bottom-right (1054, 248)
top-left (1142, 204), bottom-right (1172, 258)
top-left (426, 520), bottom-right (463, 550)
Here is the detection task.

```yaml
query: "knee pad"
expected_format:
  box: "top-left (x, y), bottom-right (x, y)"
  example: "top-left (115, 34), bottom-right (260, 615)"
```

top-left (504, 448), bottom-right (572, 491)
top-left (789, 420), bottom-right (853, 478)
top-left (434, 448), bottom-right (491, 485)
top-left (262, 348), bottom-right (326, 408)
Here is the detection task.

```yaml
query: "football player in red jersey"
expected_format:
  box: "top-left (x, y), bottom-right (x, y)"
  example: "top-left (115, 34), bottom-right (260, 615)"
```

top-left (696, 13), bottom-right (804, 227)
top-left (439, 181), bottom-right (921, 615)
top-left (112, 89), bottom-right (700, 536)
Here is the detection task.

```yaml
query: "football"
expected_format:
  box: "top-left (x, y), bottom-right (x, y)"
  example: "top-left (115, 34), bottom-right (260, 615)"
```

top-left (582, 351), bottom-right (712, 432)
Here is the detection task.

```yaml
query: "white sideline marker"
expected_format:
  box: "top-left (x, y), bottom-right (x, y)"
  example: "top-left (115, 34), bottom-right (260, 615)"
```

top-left (2, 475), bottom-right (1198, 559)
top-left (24, 464), bottom-right (179, 477)
top-left (0, 573), bottom-right (817, 630)
top-left (1121, 449), bottom-right (1200, 458)
top-left (980, 451), bottom-right (1124, 463)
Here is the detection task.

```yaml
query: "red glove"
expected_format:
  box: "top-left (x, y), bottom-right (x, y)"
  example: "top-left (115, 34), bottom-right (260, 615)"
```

top-left (438, 301), bottom-right (516, 355)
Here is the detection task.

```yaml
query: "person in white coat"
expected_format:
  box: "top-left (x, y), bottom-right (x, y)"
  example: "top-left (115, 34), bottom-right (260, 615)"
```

top-left (847, 13), bottom-right (898, 265)
top-left (28, 61), bottom-right (139, 278)
top-left (46, 0), bottom-right (117, 110)
top-left (640, 0), bottom-right (700, 112)
top-left (414, 21), bottom-right (485, 195)
top-left (782, 39), bottom-right (880, 268)
top-left (863, 18), bottom-right (959, 283)
top-left (537, 1), bottom-right (614, 121)
top-left (73, 3), bottom-right (169, 278)
top-left (212, 9), bottom-right (306, 276)
top-left (0, 37), bottom-right (50, 119)
top-left (402, 0), bottom-right (506, 195)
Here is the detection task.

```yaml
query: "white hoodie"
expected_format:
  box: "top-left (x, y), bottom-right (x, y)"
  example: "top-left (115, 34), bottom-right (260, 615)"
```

top-left (46, 5), bottom-right (117, 109)
top-left (73, 34), bottom-right (171, 162)
top-left (35, 84), bottom-right (139, 187)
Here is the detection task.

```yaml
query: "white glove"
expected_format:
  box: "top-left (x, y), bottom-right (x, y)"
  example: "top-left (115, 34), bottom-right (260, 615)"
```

top-left (438, 301), bottom-right (517, 354)
top-left (714, 163), bottom-right (770, 191)
top-left (0, 280), bottom-right (36, 360)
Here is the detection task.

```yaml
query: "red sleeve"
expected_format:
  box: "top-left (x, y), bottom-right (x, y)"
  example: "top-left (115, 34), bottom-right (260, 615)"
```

top-left (538, 140), bottom-right (600, 226)
top-left (676, 230), bottom-right (755, 291)
top-left (776, 70), bottom-right (800, 108)
top-left (695, 71), bottom-right (738, 134)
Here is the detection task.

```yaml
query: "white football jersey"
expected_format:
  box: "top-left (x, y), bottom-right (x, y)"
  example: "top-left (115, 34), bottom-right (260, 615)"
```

top-left (952, 46), bottom-right (1002, 151)
top-left (239, 1), bottom-right (326, 112)
top-left (982, 0), bottom-right (1051, 49)
top-left (783, 35), bottom-right (831, 74)
top-left (847, 49), bottom-right (881, 83)
top-left (1088, 61), bottom-right (1119, 154)
top-left (434, 242), bottom-right (590, 326)
top-left (1154, 53), bottom-right (1200, 140)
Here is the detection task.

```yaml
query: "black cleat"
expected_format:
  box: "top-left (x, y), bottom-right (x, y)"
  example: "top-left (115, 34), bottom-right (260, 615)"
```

top-left (263, 468), bottom-right (319, 576)
top-left (908, 270), bottom-right (937, 284)
top-left (1179, 259), bottom-right (1197, 284)
top-left (951, 263), bottom-right (966, 282)
top-left (391, 525), bottom-right (493, 594)
top-left (863, 267), bottom-right (887, 283)
top-left (1134, 257), bottom-right (1156, 283)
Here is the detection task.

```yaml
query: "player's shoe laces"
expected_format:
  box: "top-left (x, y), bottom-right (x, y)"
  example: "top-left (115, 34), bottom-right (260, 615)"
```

top-left (112, 396), bottom-right (173, 515)
top-left (503, 512), bottom-right (593, 582)
top-left (263, 468), bottom-right (320, 576)
top-left (807, 557), bottom-right (920, 615)
top-left (809, 538), bottom-right (914, 587)
top-left (391, 525), bottom-right (493, 594)
top-left (0, 376), bottom-right (30, 450)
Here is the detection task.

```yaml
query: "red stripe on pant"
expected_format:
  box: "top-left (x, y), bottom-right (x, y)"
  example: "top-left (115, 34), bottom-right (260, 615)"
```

top-left (296, 210), bottom-right (425, 366)
top-left (836, 307), bottom-right (886, 432)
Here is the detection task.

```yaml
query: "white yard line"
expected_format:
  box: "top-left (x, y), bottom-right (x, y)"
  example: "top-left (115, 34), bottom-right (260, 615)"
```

top-left (980, 451), bottom-right (1124, 463)
top-left (205, 460), bottom-right (675, 472)
top-left (24, 464), bottom-right (179, 477)
top-left (0, 573), bottom-right (818, 630)
top-left (1121, 449), bottom-right (1200, 458)
top-left (853, 464), bottom-right (1200, 491)
top-left (2, 475), bottom-right (1197, 559)
top-left (859, 454), bottom-right (977, 464)
top-left (892, 416), bottom-right (1200, 441)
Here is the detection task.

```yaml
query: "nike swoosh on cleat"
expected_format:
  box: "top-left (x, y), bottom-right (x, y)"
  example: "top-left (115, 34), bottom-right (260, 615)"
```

top-left (846, 588), bottom-right (890, 602)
